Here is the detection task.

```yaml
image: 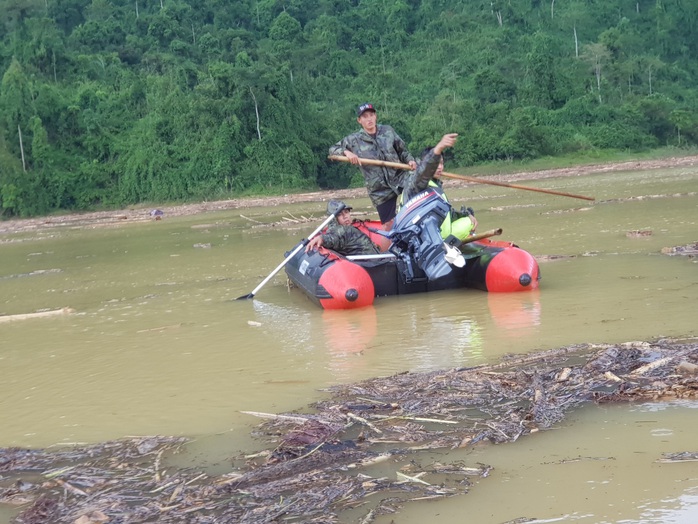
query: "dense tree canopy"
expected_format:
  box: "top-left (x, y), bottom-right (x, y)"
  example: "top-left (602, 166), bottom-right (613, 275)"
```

top-left (1, 0), bottom-right (697, 216)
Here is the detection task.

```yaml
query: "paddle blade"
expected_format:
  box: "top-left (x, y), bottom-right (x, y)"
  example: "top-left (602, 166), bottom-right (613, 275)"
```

top-left (236, 293), bottom-right (255, 300)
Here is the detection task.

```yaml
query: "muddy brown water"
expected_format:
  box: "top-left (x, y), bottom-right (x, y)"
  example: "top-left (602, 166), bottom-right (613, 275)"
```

top-left (1, 166), bottom-right (697, 523)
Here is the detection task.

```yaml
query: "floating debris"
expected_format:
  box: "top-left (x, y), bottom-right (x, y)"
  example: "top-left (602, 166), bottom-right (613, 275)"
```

top-left (656, 451), bottom-right (698, 463)
top-left (1, 338), bottom-right (697, 523)
top-left (0, 307), bottom-right (74, 324)
top-left (535, 254), bottom-right (576, 262)
top-left (661, 242), bottom-right (698, 257)
top-left (0, 269), bottom-right (62, 281)
top-left (626, 229), bottom-right (652, 238)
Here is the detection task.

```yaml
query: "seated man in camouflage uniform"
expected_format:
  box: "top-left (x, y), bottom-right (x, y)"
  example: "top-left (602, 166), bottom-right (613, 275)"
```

top-left (305, 200), bottom-right (381, 256)
top-left (398, 133), bottom-right (477, 241)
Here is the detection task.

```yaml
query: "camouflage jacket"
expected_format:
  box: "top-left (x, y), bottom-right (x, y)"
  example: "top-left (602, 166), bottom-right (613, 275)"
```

top-left (397, 149), bottom-right (443, 210)
top-left (321, 221), bottom-right (380, 256)
top-left (329, 125), bottom-right (415, 207)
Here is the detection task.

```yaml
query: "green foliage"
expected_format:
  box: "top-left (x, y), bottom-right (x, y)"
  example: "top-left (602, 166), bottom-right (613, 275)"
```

top-left (0, 135), bottom-right (23, 216)
top-left (0, 0), bottom-right (696, 217)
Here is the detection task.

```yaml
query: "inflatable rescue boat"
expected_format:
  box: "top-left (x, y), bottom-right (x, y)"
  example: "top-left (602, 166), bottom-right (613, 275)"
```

top-left (284, 188), bottom-right (540, 310)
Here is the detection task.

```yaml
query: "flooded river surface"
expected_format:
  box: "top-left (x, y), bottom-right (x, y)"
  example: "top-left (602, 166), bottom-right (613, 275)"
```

top-left (1, 165), bottom-right (697, 522)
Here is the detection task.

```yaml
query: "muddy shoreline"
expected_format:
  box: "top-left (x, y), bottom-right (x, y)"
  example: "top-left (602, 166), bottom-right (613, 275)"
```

top-left (2, 155), bottom-right (697, 236)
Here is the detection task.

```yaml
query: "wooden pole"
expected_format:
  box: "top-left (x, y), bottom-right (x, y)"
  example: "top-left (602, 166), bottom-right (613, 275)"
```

top-left (328, 155), bottom-right (595, 201)
top-left (437, 170), bottom-right (596, 201)
top-left (460, 228), bottom-right (503, 245)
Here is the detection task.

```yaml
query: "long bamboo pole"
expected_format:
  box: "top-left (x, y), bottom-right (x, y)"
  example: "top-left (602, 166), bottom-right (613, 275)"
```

top-left (328, 155), bottom-right (595, 201)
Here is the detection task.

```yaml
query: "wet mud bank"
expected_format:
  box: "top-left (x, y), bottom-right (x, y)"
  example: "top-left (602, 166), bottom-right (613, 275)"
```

top-left (2, 154), bottom-right (697, 237)
top-left (2, 337), bottom-right (697, 523)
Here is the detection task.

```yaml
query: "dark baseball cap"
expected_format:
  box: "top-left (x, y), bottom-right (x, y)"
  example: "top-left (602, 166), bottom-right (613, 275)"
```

top-left (356, 103), bottom-right (376, 117)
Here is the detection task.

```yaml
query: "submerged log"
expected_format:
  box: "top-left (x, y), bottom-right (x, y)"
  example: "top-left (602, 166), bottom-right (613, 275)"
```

top-left (0, 307), bottom-right (74, 323)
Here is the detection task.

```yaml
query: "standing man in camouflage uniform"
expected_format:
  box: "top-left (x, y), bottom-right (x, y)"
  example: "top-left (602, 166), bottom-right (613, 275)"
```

top-left (329, 103), bottom-right (417, 228)
top-left (305, 200), bottom-right (381, 256)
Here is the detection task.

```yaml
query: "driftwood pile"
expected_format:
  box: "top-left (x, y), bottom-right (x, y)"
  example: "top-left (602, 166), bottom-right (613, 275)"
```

top-left (2, 338), bottom-right (697, 523)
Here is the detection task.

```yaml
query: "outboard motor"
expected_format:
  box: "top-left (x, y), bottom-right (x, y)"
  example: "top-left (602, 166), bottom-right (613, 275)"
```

top-left (387, 188), bottom-right (461, 281)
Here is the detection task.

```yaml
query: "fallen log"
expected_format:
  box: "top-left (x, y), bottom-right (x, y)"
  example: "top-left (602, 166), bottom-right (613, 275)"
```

top-left (0, 307), bottom-right (74, 324)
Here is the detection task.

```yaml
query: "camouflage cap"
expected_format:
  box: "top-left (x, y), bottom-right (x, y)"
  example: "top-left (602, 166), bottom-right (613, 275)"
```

top-left (356, 103), bottom-right (376, 117)
top-left (327, 200), bottom-right (351, 216)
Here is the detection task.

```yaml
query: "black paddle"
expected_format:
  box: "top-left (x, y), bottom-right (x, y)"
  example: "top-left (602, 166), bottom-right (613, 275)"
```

top-left (236, 203), bottom-right (346, 300)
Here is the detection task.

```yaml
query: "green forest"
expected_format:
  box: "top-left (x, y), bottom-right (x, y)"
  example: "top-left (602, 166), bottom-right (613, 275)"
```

top-left (1, 0), bottom-right (697, 217)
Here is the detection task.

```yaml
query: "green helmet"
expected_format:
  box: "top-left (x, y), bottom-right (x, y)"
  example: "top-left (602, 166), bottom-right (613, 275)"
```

top-left (327, 200), bottom-right (351, 216)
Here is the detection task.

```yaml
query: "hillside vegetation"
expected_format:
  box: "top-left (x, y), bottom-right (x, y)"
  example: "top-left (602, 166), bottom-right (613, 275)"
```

top-left (1, 0), bottom-right (697, 217)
